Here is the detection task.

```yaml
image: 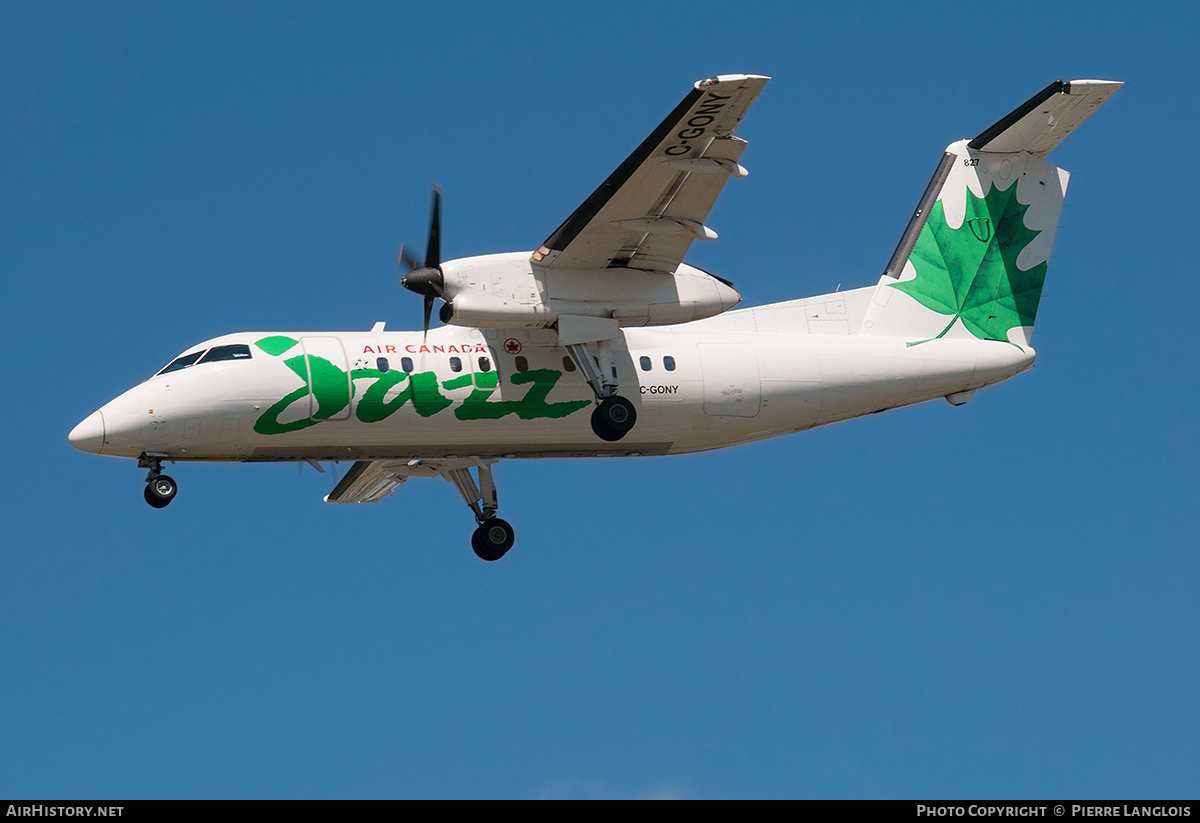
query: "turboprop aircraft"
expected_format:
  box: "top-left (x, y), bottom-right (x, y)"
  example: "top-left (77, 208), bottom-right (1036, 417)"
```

top-left (69, 75), bottom-right (1120, 561)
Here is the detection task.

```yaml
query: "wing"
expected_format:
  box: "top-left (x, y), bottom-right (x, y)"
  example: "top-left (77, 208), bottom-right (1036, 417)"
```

top-left (531, 74), bottom-right (768, 273)
top-left (324, 459), bottom-right (442, 504)
top-left (324, 457), bottom-right (499, 521)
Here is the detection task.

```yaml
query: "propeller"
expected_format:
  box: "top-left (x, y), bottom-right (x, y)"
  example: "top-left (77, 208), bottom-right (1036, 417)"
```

top-left (400, 187), bottom-right (446, 339)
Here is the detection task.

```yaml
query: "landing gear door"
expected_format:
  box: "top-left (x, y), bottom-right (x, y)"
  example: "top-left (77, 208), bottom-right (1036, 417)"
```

top-left (301, 337), bottom-right (352, 421)
top-left (697, 343), bottom-right (761, 417)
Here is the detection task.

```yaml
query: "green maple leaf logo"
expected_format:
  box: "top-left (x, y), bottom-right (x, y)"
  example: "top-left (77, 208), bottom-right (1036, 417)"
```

top-left (891, 182), bottom-right (1046, 345)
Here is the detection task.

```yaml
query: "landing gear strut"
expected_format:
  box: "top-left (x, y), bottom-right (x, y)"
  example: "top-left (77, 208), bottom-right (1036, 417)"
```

top-left (139, 452), bottom-right (177, 509)
top-left (429, 457), bottom-right (516, 561)
top-left (565, 341), bottom-right (637, 441)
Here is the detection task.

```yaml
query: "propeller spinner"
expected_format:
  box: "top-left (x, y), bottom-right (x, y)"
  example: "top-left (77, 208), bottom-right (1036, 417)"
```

top-left (400, 187), bottom-right (446, 338)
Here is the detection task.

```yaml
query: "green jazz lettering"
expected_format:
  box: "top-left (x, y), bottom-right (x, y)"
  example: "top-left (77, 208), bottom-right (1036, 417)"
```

top-left (252, 336), bottom-right (588, 435)
top-left (447, 369), bottom-right (589, 420)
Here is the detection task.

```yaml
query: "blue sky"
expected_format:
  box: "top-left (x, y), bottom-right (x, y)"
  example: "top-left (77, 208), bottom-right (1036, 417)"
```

top-left (3, 0), bottom-right (1197, 799)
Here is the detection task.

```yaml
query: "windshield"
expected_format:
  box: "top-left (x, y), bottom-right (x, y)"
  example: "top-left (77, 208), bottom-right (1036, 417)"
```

top-left (156, 343), bottom-right (253, 376)
top-left (157, 350), bottom-right (205, 375)
top-left (198, 344), bottom-right (252, 363)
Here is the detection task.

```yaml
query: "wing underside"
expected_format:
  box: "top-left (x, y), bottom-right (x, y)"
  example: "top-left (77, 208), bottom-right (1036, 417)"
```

top-left (532, 74), bottom-right (769, 274)
top-left (325, 457), bottom-right (499, 521)
top-left (324, 459), bottom-right (441, 504)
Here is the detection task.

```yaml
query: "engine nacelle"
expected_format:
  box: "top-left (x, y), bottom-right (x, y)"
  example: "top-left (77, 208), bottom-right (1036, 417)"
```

top-left (436, 252), bottom-right (740, 330)
top-left (440, 285), bottom-right (554, 329)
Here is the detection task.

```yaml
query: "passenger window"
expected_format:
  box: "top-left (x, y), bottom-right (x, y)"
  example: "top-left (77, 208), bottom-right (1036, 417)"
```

top-left (515, 356), bottom-right (529, 372)
top-left (401, 357), bottom-right (414, 373)
top-left (639, 356), bottom-right (652, 371)
top-left (478, 356), bottom-right (492, 372)
top-left (663, 356), bottom-right (676, 372)
top-left (377, 357), bottom-right (390, 373)
top-left (157, 351), bottom-right (205, 375)
top-left (449, 357), bottom-right (462, 373)
top-left (198, 344), bottom-right (252, 364)
top-left (562, 356), bottom-right (576, 372)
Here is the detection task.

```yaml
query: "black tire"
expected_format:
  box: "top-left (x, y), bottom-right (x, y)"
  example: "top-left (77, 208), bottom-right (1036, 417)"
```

top-left (144, 484), bottom-right (170, 508)
top-left (145, 474), bottom-right (177, 507)
top-left (472, 517), bottom-right (515, 561)
top-left (590, 395), bottom-right (637, 441)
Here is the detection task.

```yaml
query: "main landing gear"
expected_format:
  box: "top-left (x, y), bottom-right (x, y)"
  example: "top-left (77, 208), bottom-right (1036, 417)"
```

top-left (591, 396), bottom-right (637, 442)
top-left (431, 457), bottom-right (515, 561)
top-left (139, 453), bottom-right (177, 509)
top-left (565, 341), bottom-right (637, 441)
top-left (471, 518), bottom-right (515, 562)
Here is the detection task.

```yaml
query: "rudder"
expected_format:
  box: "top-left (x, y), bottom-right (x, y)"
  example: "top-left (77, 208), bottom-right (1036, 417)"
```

top-left (861, 80), bottom-right (1120, 348)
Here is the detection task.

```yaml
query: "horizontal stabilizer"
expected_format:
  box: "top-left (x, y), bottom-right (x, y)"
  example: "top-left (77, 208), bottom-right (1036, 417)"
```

top-left (862, 77), bottom-right (1121, 348)
top-left (969, 79), bottom-right (1122, 157)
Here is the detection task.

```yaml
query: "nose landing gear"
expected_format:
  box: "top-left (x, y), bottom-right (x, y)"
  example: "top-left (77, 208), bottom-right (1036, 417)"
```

top-left (144, 475), bottom-right (178, 508)
top-left (139, 453), bottom-right (177, 509)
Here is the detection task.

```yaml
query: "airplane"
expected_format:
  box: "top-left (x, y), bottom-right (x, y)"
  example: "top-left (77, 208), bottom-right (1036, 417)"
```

top-left (69, 75), bottom-right (1121, 561)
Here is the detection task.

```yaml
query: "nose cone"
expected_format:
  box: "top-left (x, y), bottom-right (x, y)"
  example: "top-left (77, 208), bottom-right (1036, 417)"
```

top-left (69, 410), bottom-right (105, 454)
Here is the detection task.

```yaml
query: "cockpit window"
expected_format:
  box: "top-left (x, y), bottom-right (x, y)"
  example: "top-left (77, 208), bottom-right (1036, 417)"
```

top-left (157, 351), bottom-right (205, 375)
top-left (198, 344), bottom-right (253, 364)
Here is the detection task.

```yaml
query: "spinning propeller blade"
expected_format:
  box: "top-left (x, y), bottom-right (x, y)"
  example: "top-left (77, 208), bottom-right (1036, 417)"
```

top-left (400, 187), bottom-right (446, 340)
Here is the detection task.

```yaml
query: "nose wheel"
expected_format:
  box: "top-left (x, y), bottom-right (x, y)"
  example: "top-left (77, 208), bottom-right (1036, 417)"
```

top-left (139, 453), bottom-right (177, 509)
top-left (144, 476), bottom-right (178, 508)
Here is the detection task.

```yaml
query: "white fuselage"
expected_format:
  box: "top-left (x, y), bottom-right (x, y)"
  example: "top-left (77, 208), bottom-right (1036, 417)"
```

top-left (71, 285), bottom-right (1035, 464)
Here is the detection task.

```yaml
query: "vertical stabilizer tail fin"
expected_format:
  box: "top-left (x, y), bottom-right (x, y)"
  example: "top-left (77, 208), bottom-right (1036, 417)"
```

top-left (861, 80), bottom-right (1121, 348)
